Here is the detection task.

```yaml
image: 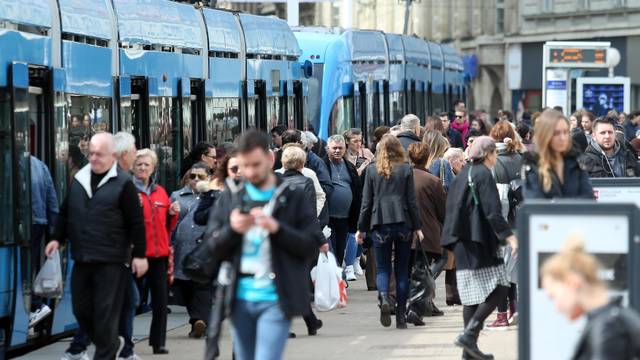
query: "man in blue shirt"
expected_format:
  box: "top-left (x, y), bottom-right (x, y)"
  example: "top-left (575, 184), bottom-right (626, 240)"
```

top-left (29, 155), bottom-right (59, 328)
top-left (207, 130), bottom-right (320, 360)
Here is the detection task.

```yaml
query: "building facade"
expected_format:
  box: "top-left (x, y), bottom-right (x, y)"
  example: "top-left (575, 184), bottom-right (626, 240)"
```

top-left (313, 0), bottom-right (640, 117)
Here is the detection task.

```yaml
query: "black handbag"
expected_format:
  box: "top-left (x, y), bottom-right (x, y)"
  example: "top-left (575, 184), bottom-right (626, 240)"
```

top-left (407, 241), bottom-right (436, 318)
top-left (182, 237), bottom-right (218, 284)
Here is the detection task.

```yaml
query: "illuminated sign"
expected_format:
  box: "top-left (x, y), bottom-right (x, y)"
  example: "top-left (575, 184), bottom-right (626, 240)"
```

top-left (548, 47), bottom-right (607, 66)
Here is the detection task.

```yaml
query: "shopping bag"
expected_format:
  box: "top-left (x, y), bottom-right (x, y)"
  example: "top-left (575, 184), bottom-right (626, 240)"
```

top-left (407, 243), bottom-right (436, 317)
top-left (338, 278), bottom-right (348, 308)
top-left (310, 252), bottom-right (342, 312)
top-left (33, 249), bottom-right (63, 298)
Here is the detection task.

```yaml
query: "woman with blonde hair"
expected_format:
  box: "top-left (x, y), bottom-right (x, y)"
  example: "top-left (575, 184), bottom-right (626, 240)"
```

top-left (541, 238), bottom-right (640, 359)
top-left (356, 134), bottom-right (423, 329)
top-left (524, 109), bottom-right (593, 199)
top-left (422, 130), bottom-right (455, 192)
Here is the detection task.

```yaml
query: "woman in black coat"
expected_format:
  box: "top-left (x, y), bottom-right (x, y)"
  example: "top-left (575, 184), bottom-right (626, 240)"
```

top-left (541, 238), bottom-right (640, 360)
top-left (524, 109), bottom-right (594, 199)
top-left (442, 136), bottom-right (518, 360)
top-left (356, 134), bottom-right (422, 330)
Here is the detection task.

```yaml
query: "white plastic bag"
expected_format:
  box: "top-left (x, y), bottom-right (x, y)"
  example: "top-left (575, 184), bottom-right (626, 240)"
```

top-left (33, 249), bottom-right (63, 298)
top-left (310, 252), bottom-right (342, 312)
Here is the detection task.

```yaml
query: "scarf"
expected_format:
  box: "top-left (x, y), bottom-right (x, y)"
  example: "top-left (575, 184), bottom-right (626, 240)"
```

top-left (451, 120), bottom-right (470, 145)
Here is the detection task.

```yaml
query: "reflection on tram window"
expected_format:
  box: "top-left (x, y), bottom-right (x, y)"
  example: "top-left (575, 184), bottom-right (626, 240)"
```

top-left (330, 96), bottom-right (353, 136)
top-left (206, 98), bottom-right (240, 146)
top-left (267, 96), bottom-right (280, 131)
top-left (67, 96), bottom-right (111, 157)
top-left (149, 97), bottom-right (177, 191)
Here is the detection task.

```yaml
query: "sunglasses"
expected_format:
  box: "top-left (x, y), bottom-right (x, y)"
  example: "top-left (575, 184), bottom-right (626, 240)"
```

top-left (455, 115), bottom-right (464, 119)
top-left (229, 165), bottom-right (240, 174)
top-left (190, 173), bottom-right (208, 180)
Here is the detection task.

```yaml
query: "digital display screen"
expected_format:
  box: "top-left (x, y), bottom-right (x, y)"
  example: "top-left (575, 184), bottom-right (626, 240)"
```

top-left (582, 83), bottom-right (625, 116)
top-left (548, 48), bottom-right (607, 65)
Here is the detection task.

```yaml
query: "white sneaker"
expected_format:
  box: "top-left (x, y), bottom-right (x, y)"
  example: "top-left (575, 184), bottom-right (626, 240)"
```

top-left (29, 305), bottom-right (52, 327)
top-left (345, 265), bottom-right (357, 281)
top-left (61, 351), bottom-right (90, 360)
top-left (353, 258), bottom-right (364, 276)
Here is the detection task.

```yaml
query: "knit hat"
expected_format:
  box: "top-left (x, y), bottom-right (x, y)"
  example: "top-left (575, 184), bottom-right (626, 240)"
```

top-left (468, 136), bottom-right (496, 162)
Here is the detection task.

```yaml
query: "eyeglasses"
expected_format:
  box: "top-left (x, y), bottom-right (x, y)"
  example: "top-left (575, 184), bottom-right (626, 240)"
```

top-left (455, 115), bottom-right (464, 119)
top-left (190, 173), bottom-right (208, 180)
top-left (204, 153), bottom-right (216, 159)
top-left (229, 165), bottom-right (240, 174)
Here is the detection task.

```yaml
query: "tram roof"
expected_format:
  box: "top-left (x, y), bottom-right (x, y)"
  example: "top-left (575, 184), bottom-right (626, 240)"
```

top-left (402, 35), bottom-right (430, 66)
top-left (239, 14), bottom-right (301, 57)
top-left (113, 0), bottom-right (203, 50)
top-left (202, 8), bottom-right (242, 53)
top-left (0, 0), bottom-right (51, 29)
top-left (428, 41), bottom-right (443, 68)
top-left (58, 0), bottom-right (112, 40)
top-left (344, 30), bottom-right (386, 62)
top-left (442, 44), bottom-right (463, 70)
top-left (385, 33), bottom-right (405, 63)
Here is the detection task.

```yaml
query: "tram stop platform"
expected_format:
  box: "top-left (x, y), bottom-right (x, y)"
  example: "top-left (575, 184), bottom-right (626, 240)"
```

top-left (19, 277), bottom-right (517, 360)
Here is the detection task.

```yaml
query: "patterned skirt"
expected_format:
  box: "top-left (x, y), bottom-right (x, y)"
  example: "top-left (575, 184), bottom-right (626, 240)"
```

top-left (456, 264), bottom-right (510, 306)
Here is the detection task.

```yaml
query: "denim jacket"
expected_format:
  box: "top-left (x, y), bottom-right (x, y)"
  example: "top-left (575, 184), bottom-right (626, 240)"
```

top-left (30, 156), bottom-right (59, 230)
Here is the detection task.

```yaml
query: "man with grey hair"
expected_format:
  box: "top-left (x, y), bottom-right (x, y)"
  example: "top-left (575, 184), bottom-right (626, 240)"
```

top-left (323, 134), bottom-right (362, 267)
top-left (46, 133), bottom-right (147, 360)
top-left (114, 132), bottom-right (137, 171)
top-left (397, 114), bottom-right (422, 151)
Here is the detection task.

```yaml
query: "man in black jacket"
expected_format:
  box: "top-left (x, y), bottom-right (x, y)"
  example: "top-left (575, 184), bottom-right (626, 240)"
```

top-left (207, 130), bottom-right (319, 360)
top-left (324, 135), bottom-right (362, 267)
top-left (396, 114), bottom-right (422, 151)
top-left (580, 117), bottom-right (640, 178)
top-left (45, 133), bottom-right (147, 360)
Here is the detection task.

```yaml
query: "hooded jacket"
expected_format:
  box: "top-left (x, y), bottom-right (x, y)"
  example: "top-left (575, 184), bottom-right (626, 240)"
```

top-left (579, 140), bottom-right (640, 178)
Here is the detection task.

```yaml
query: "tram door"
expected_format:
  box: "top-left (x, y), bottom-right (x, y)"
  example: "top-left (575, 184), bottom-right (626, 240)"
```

top-left (7, 63), bottom-right (69, 346)
top-left (382, 81), bottom-right (390, 126)
top-left (123, 77), bottom-right (151, 149)
top-left (189, 79), bottom-right (205, 146)
top-left (355, 81), bottom-right (366, 135)
top-left (292, 80), bottom-right (304, 130)
top-left (254, 80), bottom-right (267, 131)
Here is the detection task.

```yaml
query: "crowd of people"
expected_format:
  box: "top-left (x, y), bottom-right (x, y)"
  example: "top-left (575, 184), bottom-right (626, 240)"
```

top-left (29, 98), bottom-right (640, 360)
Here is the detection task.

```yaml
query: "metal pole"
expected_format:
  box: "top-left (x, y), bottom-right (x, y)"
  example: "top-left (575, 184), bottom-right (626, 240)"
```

top-left (287, 0), bottom-right (299, 27)
top-left (402, 0), bottom-right (412, 35)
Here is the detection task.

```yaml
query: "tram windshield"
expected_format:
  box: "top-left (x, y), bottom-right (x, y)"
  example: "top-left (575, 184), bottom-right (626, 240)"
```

top-left (306, 63), bottom-right (323, 133)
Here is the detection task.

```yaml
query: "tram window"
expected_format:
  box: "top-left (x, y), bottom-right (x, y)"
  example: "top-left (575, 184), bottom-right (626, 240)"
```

top-left (391, 92), bottom-right (405, 125)
top-left (330, 96), bottom-right (353, 136)
top-left (247, 97), bottom-right (256, 130)
top-left (287, 96), bottom-right (295, 129)
top-left (206, 97), bottom-right (240, 146)
top-left (149, 97), bottom-right (178, 191)
top-left (0, 90), bottom-right (12, 245)
top-left (306, 64), bottom-right (324, 134)
top-left (267, 96), bottom-right (280, 131)
top-left (67, 96), bottom-right (111, 181)
top-left (416, 91), bottom-right (425, 122)
top-left (432, 93), bottom-right (445, 114)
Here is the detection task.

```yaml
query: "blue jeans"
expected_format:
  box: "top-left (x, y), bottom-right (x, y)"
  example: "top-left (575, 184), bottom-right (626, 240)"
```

top-left (118, 276), bottom-right (140, 357)
top-left (344, 233), bottom-right (357, 267)
top-left (372, 223), bottom-right (412, 308)
top-left (231, 300), bottom-right (291, 360)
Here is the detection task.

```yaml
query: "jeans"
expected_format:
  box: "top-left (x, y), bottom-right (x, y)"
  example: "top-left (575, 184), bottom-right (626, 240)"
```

top-left (344, 233), bottom-right (358, 267)
top-left (328, 217), bottom-right (349, 266)
top-left (118, 276), bottom-right (140, 357)
top-left (231, 300), bottom-right (291, 360)
top-left (372, 223), bottom-right (412, 308)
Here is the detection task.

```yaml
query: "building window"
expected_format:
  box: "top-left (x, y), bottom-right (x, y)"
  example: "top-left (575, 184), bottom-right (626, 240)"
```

top-left (612, 0), bottom-right (627, 7)
top-left (496, 0), bottom-right (505, 34)
top-left (541, 0), bottom-right (554, 12)
top-left (577, 0), bottom-right (590, 10)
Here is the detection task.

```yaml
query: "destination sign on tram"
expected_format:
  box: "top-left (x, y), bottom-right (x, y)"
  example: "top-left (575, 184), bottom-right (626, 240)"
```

top-left (548, 47), bottom-right (607, 67)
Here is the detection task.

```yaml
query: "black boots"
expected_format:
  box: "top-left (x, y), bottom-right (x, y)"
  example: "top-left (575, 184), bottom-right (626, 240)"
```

top-left (406, 309), bottom-right (426, 326)
top-left (455, 319), bottom-right (494, 360)
top-left (396, 304), bottom-right (407, 329)
top-left (378, 292), bottom-right (392, 327)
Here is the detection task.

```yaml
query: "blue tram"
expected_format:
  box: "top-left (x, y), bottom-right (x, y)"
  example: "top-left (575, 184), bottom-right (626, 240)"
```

top-left (0, 0), bottom-right (305, 356)
top-left (0, 0), bottom-right (466, 355)
top-left (294, 27), bottom-right (467, 143)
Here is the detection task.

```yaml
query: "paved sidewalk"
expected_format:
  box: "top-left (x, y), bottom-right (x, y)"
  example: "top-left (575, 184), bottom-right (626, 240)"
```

top-left (20, 277), bottom-right (517, 360)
